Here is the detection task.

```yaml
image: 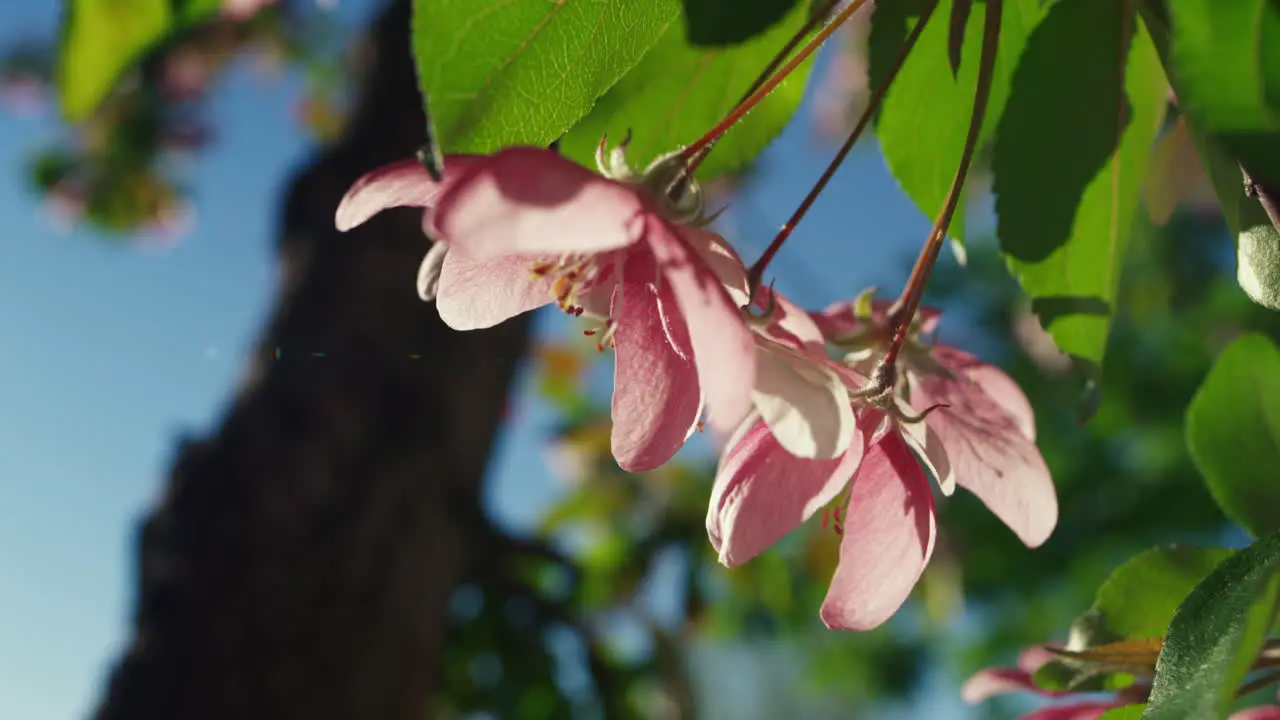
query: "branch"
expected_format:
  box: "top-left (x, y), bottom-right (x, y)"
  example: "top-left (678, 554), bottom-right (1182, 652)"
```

top-left (92, 2), bottom-right (532, 718)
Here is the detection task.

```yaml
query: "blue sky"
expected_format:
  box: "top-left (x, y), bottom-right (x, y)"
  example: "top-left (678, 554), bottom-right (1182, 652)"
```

top-left (0, 4), bottom-right (984, 718)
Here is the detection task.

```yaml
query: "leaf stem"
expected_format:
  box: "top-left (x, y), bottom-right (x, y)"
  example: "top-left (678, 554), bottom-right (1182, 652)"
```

top-left (1242, 166), bottom-right (1280, 237)
top-left (678, 0), bottom-right (872, 168)
top-left (745, 0), bottom-right (940, 294)
top-left (740, 0), bottom-right (843, 110)
top-left (683, 0), bottom-right (843, 176)
top-left (883, 0), bottom-right (1002, 368)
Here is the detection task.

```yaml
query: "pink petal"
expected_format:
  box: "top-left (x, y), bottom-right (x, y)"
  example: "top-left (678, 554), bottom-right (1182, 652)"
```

top-left (576, 282), bottom-right (614, 320)
top-left (645, 216), bottom-right (756, 437)
top-left (610, 265), bottom-right (701, 472)
top-left (435, 250), bottom-right (554, 330)
top-left (939, 347), bottom-right (1038, 441)
top-left (752, 340), bottom-right (855, 459)
top-left (820, 431), bottom-right (936, 631)
top-left (1019, 644), bottom-right (1062, 673)
top-left (432, 147), bottom-right (647, 260)
top-left (811, 299), bottom-right (863, 341)
top-left (960, 668), bottom-right (1040, 703)
top-left (760, 289), bottom-right (827, 353)
top-left (1022, 703), bottom-right (1124, 720)
top-left (912, 346), bottom-right (1058, 548)
top-left (680, 226), bottom-right (749, 305)
top-left (916, 305), bottom-right (943, 336)
top-left (812, 297), bottom-right (942, 342)
top-left (961, 645), bottom-right (1067, 703)
top-left (1231, 708), bottom-right (1280, 720)
top-left (416, 242), bottom-right (449, 301)
top-left (707, 420), bottom-right (863, 567)
top-left (898, 414), bottom-right (955, 495)
top-left (334, 155), bottom-right (480, 232)
top-left (717, 409), bottom-right (763, 461)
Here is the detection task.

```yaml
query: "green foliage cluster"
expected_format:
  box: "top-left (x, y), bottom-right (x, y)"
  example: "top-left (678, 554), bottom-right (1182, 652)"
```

top-left (12, 1), bottom-right (346, 237)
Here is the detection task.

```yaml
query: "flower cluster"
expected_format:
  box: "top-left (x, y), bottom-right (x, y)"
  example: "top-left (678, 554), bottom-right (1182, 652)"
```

top-left (336, 141), bottom-right (1058, 631)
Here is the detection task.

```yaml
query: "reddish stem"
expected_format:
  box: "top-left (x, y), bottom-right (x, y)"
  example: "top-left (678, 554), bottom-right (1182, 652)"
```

top-left (679, 0), bottom-right (872, 165)
top-left (680, 0), bottom-right (841, 180)
top-left (746, 0), bottom-right (939, 294)
top-left (884, 0), bottom-right (1002, 367)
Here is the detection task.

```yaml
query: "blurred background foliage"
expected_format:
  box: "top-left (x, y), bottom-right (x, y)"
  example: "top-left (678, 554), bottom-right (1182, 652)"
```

top-left (5, 0), bottom-right (1278, 718)
top-left (4, 0), bottom-right (348, 240)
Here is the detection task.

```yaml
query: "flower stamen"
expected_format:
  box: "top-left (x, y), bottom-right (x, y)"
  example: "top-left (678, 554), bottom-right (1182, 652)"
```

top-left (529, 255), bottom-right (616, 317)
top-left (583, 319), bottom-right (618, 353)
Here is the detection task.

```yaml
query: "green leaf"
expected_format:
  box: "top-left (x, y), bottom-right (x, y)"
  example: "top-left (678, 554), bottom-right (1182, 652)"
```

top-left (57, 0), bottom-right (173, 120)
top-left (872, 0), bottom-right (1042, 246)
top-left (1186, 123), bottom-right (1245, 240)
top-left (175, 0), bottom-right (224, 25)
top-left (1144, 530), bottom-right (1280, 720)
top-left (1183, 119), bottom-right (1280, 310)
top-left (1101, 706), bottom-right (1146, 720)
top-left (1167, 0), bottom-right (1280, 188)
top-left (559, 0), bottom-right (814, 180)
top-left (867, 0), bottom-right (930, 88)
top-left (1167, 0), bottom-right (1280, 133)
top-left (680, 0), bottom-right (800, 47)
top-left (947, 0), bottom-right (973, 76)
top-left (1186, 334), bottom-right (1280, 537)
top-left (411, 0), bottom-right (681, 154)
top-left (993, 0), bottom-right (1167, 363)
top-left (1092, 546), bottom-right (1235, 639)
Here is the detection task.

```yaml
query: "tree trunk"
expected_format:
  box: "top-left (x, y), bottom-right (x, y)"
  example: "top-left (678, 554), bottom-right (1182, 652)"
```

top-left (93, 2), bottom-right (530, 718)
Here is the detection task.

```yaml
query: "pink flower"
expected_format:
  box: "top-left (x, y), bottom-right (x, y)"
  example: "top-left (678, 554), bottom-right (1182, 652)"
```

top-left (161, 49), bottom-right (213, 101)
top-left (221, 0), bottom-right (277, 20)
top-left (41, 183), bottom-right (86, 234)
top-left (961, 644), bottom-right (1087, 710)
top-left (137, 198), bottom-right (195, 251)
top-left (0, 73), bottom-right (46, 117)
top-left (335, 144), bottom-right (756, 472)
top-left (814, 297), bottom-right (1057, 547)
top-left (811, 12), bottom-right (871, 143)
top-left (962, 644), bottom-right (1280, 720)
top-left (704, 288), bottom-right (866, 560)
top-left (1235, 709), bottom-right (1280, 720)
top-left (706, 294), bottom-right (1056, 631)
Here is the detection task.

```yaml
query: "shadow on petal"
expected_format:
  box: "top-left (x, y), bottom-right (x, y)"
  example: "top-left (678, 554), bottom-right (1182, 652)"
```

top-left (433, 147), bottom-right (647, 259)
top-left (610, 272), bottom-right (701, 471)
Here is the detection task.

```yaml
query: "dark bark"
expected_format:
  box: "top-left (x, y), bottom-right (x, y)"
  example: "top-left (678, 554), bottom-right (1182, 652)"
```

top-left (93, 2), bottom-right (531, 718)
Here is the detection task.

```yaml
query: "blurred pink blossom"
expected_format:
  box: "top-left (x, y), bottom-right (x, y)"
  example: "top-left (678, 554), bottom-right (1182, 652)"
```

top-left (0, 74), bottom-right (47, 117)
top-left (221, 0), bottom-right (278, 20)
top-left (162, 49), bottom-right (215, 101)
top-left (41, 183), bottom-right (86, 234)
top-left (812, 10), bottom-right (871, 142)
top-left (137, 199), bottom-right (195, 251)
